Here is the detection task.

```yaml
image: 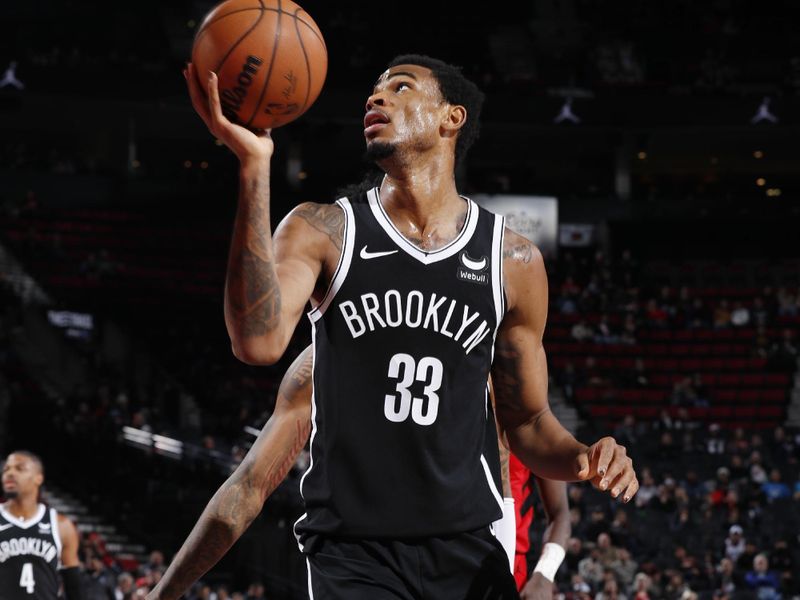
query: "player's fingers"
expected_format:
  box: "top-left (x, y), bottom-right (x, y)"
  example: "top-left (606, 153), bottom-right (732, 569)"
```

top-left (575, 451), bottom-right (590, 480)
top-left (184, 64), bottom-right (213, 128)
top-left (608, 459), bottom-right (635, 499)
top-left (206, 71), bottom-right (233, 132)
top-left (599, 445), bottom-right (628, 492)
top-left (594, 437), bottom-right (616, 480)
top-left (621, 476), bottom-right (639, 503)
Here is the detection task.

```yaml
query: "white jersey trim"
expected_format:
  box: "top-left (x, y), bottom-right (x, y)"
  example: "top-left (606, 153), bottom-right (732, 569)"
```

top-left (480, 454), bottom-right (505, 512)
top-left (367, 187), bottom-right (480, 265)
top-left (490, 215), bottom-right (506, 336)
top-left (50, 508), bottom-right (63, 566)
top-left (308, 198), bottom-right (354, 324)
top-left (293, 321), bottom-right (320, 552)
top-left (293, 512), bottom-right (308, 553)
top-left (0, 502), bottom-right (46, 529)
top-left (306, 557), bottom-right (315, 599)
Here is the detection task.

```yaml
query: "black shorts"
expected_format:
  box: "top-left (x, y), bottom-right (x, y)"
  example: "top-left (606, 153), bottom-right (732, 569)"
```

top-left (304, 527), bottom-right (520, 600)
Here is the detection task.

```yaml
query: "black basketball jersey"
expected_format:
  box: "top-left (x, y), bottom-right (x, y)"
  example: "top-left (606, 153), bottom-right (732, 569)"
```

top-left (294, 187), bottom-right (507, 547)
top-left (0, 504), bottom-right (62, 600)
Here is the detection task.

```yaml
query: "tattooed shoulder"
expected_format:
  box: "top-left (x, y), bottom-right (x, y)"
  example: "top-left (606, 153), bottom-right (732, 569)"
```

top-left (502, 229), bottom-right (535, 264)
top-left (292, 202), bottom-right (345, 251)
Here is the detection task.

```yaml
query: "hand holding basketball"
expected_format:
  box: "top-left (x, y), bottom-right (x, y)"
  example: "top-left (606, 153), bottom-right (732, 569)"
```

top-left (183, 63), bottom-right (274, 164)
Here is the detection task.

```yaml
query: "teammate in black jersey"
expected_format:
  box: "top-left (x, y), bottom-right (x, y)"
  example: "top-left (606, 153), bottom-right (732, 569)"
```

top-left (151, 54), bottom-right (640, 600)
top-left (1, 451), bottom-right (82, 600)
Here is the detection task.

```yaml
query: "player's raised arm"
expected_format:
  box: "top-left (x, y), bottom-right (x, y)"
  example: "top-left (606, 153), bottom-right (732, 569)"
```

top-left (184, 63), bottom-right (339, 365)
top-left (147, 347), bottom-right (314, 600)
top-left (492, 229), bottom-right (639, 502)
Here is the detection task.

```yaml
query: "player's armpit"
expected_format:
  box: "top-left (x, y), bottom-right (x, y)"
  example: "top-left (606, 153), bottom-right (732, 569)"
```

top-left (225, 198), bottom-right (342, 365)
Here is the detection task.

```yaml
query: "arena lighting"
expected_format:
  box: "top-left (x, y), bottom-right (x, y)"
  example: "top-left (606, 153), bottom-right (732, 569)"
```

top-left (637, 151), bottom-right (647, 160)
top-left (756, 178), bottom-right (766, 187)
top-left (153, 435), bottom-right (184, 455)
top-left (183, 160), bottom-right (192, 168)
top-left (754, 150), bottom-right (764, 159)
top-left (122, 427), bottom-right (184, 458)
top-left (122, 427), bottom-right (150, 444)
top-left (766, 188), bottom-right (782, 197)
top-left (200, 161), bottom-right (209, 169)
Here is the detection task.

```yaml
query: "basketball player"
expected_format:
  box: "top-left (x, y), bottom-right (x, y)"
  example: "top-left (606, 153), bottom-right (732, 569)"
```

top-left (1, 451), bottom-right (82, 600)
top-left (153, 54), bottom-right (639, 599)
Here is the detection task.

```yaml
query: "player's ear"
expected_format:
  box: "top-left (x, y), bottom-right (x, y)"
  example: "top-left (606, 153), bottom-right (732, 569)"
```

top-left (442, 104), bottom-right (467, 133)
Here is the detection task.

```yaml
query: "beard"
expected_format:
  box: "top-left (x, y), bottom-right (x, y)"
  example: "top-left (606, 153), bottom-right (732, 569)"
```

top-left (365, 141), bottom-right (396, 162)
top-left (2, 489), bottom-right (18, 499)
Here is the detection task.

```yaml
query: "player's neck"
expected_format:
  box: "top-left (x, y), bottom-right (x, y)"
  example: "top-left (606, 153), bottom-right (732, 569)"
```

top-left (3, 497), bottom-right (40, 520)
top-left (379, 167), bottom-right (462, 230)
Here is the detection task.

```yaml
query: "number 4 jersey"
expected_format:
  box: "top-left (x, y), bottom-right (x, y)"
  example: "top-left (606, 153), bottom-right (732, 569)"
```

top-left (295, 187), bottom-right (507, 548)
top-left (0, 503), bottom-right (61, 600)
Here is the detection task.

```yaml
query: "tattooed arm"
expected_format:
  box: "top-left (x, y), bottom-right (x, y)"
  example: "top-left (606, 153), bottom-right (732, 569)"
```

top-left (225, 195), bottom-right (343, 365)
top-left (492, 230), bottom-right (638, 502)
top-left (182, 61), bottom-right (338, 366)
top-left (147, 347), bottom-right (314, 600)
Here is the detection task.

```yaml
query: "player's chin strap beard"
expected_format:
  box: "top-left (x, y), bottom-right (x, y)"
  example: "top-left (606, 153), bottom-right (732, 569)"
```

top-left (365, 141), bottom-right (396, 162)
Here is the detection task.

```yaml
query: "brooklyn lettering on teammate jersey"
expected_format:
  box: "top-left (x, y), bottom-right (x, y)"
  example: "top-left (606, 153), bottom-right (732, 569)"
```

top-left (295, 187), bottom-right (507, 548)
top-left (0, 504), bottom-right (62, 600)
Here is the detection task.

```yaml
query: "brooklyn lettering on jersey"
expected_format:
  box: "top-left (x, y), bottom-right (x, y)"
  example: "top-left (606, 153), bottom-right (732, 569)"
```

top-left (338, 289), bottom-right (491, 354)
top-left (0, 537), bottom-right (58, 564)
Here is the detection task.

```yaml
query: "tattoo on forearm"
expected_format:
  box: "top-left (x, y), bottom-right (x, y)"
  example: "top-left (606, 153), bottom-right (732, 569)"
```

top-left (493, 337), bottom-right (523, 413)
top-left (261, 418), bottom-right (312, 495)
top-left (288, 351), bottom-right (314, 394)
top-left (227, 177), bottom-right (282, 336)
top-left (294, 203), bottom-right (344, 251)
top-left (157, 417), bottom-right (311, 600)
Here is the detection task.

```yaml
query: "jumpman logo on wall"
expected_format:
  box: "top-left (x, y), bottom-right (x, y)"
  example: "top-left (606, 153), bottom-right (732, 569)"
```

top-left (751, 96), bottom-right (778, 124)
top-left (0, 61), bottom-right (24, 90)
top-left (554, 97), bottom-right (581, 124)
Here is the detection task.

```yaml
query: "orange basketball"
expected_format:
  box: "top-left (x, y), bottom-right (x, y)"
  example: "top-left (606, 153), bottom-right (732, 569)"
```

top-left (191, 0), bottom-right (327, 130)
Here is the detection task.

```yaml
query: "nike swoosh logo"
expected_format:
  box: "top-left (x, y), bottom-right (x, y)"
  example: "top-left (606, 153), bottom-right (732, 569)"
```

top-left (460, 254), bottom-right (487, 270)
top-left (0, 523), bottom-right (14, 531)
top-left (360, 246), bottom-right (398, 260)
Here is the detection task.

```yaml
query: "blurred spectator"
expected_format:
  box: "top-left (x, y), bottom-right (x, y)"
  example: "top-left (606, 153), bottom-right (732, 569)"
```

top-left (730, 301), bottom-right (750, 327)
top-left (723, 525), bottom-right (745, 562)
top-left (572, 320), bottom-right (596, 342)
top-left (712, 300), bottom-right (731, 329)
top-left (744, 554), bottom-right (781, 599)
top-left (115, 573), bottom-right (135, 600)
top-left (761, 469), bottom-right (791, 502)
top-left (706, 424), bottom-right (726, 455)
top-left (768, 329), bottom-right (798, 371)
top-left (713, 557), bottom-right (742, 596)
